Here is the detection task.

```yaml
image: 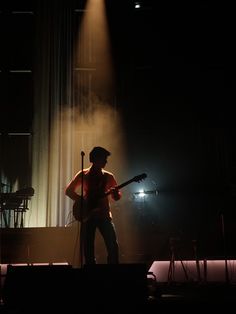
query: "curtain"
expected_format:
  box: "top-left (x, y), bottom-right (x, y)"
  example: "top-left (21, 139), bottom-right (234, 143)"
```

top-left (25, 0), bottom-right (73, 227)
top-left (25, 0), bottom-right (126, 227)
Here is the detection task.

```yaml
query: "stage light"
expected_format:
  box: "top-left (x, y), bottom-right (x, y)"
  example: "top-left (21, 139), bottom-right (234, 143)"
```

top-left (134, 2), bottom-right (141, 9)
top-left (136, 189), bottom-right (145, 198)
top-left (133, 189), bottom-right (159, 199)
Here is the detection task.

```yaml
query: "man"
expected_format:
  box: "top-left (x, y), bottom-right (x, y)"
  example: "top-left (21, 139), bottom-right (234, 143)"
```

top-left (65, 146), bottom-right (121, 265)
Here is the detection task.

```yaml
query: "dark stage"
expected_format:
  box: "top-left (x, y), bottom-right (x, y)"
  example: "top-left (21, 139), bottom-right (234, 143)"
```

top-left (1, 1), bottom-right (236, 312)
top-left (1, 227), bottom-right (236, 312)
top-left (1, 262), bottom-right (236, 313)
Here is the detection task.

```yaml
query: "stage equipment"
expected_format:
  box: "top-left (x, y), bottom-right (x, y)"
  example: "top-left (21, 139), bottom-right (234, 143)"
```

top-left (0, 187), bottom-right (34, 228)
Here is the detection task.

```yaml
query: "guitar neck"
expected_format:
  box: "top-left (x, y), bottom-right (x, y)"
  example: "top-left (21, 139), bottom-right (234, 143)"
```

top-left (104, 174), bottom-right (146, 197)
top-left (117, 178), bottom-right (135, 190)
top-left (104, 178), bottom-right (135, 196)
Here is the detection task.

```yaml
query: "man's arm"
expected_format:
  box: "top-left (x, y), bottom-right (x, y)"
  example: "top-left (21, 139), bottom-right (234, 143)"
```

top-left (109, 174), bottom-right (122, 201)
top-left (65, 172), bottom-right (81, 201)
top-left (110, 187), bottom-right (122, 201)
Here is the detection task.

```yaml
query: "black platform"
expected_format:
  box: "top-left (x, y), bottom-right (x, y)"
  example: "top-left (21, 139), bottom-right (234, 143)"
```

top-left (1, 263), bottom-right (149, 313)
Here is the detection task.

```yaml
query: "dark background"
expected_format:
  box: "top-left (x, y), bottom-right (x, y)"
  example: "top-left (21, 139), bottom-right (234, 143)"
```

top-left (1, 0), bottom-right (236, 261)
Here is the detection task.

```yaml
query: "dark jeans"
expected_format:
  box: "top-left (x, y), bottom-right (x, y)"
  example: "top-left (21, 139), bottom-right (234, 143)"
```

top-left (83, 217), bottom-right (119, 264)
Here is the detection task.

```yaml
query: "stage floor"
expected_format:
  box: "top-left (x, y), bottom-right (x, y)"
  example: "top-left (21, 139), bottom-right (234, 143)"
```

top-left (1, 263), bottom-right (236, 313)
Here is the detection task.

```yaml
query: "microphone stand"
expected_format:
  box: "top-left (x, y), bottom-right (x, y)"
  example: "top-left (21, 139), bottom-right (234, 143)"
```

top-left (79, 151), bottom-right (85, 268)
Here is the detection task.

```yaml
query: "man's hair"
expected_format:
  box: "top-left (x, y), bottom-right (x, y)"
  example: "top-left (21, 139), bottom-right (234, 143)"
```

top-left (89, 146), bottom-right (111, 162)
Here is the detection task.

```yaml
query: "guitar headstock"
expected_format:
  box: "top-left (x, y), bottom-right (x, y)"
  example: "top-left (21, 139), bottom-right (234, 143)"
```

top-left (133, 173), bottom-right (147, 183)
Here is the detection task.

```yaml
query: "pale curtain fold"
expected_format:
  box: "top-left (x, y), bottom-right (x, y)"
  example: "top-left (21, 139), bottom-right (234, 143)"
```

top-left (25, 1), bottom-right (74, 227)
top-left (25, 1), bottom-right (126, 227)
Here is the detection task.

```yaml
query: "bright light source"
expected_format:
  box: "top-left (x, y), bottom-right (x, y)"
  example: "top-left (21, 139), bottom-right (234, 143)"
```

top-left (134, 2), bottom-right (141, 9)
top-left (133, 189), bottom-right (159, 199)
top-left (137, 189), bottom-right (145, 198)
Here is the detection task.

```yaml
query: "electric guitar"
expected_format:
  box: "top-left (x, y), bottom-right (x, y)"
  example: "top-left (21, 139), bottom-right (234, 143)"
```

top-left (73, 173), bottom-right (147, 222)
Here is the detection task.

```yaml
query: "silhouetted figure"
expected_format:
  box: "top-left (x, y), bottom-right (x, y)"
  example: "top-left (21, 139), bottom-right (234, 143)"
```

top-left (65, 146), bottom-right (121, 265)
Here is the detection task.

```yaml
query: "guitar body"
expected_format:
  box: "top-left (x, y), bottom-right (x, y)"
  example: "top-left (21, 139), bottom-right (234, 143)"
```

top-left (72, 196), bottom-right (96, 222)
top-left (72, 173), bottom-right (147, 222)
top-left (72, 197), bottom-right (84, 222)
